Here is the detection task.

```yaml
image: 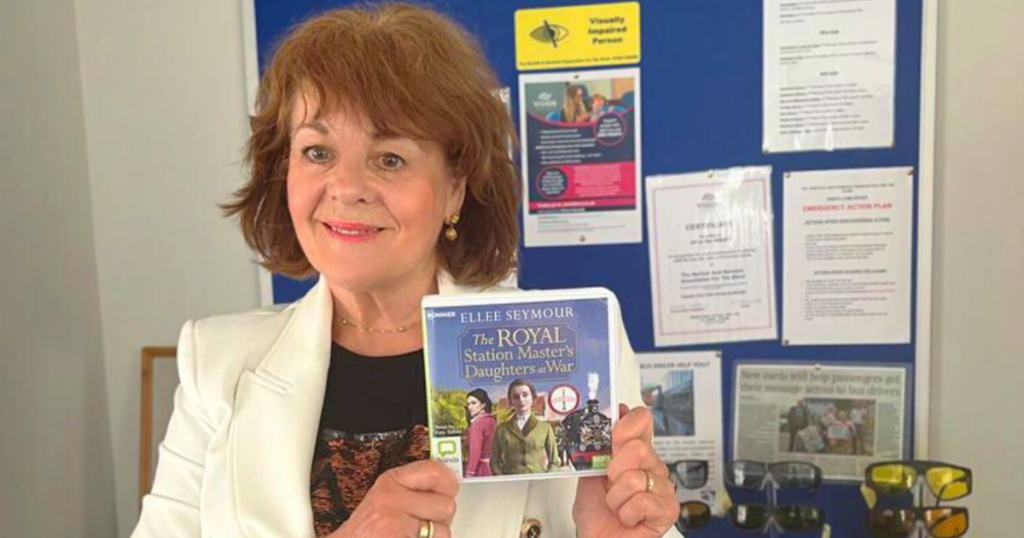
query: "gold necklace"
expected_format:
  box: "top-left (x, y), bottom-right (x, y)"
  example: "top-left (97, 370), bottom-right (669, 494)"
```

top-left (337, 316), bottom-right (420, 334)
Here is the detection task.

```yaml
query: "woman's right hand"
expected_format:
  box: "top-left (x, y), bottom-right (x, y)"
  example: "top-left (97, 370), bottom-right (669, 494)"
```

top-left (329, 459), bottom-right (459, 538)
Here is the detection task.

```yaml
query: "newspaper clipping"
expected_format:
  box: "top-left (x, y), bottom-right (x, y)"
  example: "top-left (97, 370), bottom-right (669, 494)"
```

top-left (733, 363), bottom-right (909, 481)
top-left (638, 351), bottom-right (724, 511)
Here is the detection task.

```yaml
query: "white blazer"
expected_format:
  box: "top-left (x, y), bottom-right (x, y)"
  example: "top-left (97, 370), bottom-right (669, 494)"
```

top-left (132, 274), bottom-right (683, 538)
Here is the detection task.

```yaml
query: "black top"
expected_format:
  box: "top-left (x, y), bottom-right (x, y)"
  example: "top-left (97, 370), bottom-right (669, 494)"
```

top-left (309, 343), bottom-right (430, 537)
top-left (317, 343), bottom-right (428, 433)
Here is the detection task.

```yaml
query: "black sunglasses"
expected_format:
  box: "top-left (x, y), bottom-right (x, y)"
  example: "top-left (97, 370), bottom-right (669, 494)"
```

top-left (674, 501), bottom-right (713, 533)
top-left (868, 506), bottom-right (969, 538)
top-left (724, 461), bottom-right (822, 492)
top-left (668, 460), bottom-right (709, 490)
top-left (728, 504), bottom-right (825, 533)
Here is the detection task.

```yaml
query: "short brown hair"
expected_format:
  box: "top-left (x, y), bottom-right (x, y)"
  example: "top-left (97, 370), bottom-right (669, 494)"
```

top-left (223, 2), bottom-right (519, 287)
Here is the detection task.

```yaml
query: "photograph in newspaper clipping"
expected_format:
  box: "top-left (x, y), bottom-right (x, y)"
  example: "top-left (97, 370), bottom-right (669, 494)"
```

top-left (422, 289), bottom-right (618, 483)
top-left (733, 363), bottom-right (909, 481)
top-left (638, 351), bottom-right (724, 511)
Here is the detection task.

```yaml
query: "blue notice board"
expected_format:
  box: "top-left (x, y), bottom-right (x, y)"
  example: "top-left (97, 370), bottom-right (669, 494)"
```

top-left (247, 2), bottom-right (932, 536)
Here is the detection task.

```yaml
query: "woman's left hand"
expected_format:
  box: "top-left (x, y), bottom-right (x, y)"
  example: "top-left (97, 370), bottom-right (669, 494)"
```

top-left (572, 404), bottom-right (679, 538)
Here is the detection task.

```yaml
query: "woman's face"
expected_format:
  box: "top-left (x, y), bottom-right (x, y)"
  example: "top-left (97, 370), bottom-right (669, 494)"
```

top-left (466, 396), bottom-right (483, 418)
top-left (287, 94), bottom-right (465, 292)
top-left (510, 384), bottom-right (534, 414)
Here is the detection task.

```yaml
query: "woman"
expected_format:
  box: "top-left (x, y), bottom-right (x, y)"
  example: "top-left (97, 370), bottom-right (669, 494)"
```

top-left (562, 84), bottom-right (590, 123)
top-left (133, 4), bottom-right (679, 538)
top-left (491, 379), bottom-right (559, 475)
top-left (827, 410), bottom-right (856, 455)
top-left (464, 389), bottom-right (496, 477)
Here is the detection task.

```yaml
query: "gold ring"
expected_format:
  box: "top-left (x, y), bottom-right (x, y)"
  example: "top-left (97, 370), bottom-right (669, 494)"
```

top-left (645, 470), bottom-right (655, 494)
top-left (418, 520), bottom-right (434, 538)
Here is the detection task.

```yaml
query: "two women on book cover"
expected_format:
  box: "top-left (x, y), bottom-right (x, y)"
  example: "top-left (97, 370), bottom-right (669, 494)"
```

top-left (464, 378), bottom-right (612, 477)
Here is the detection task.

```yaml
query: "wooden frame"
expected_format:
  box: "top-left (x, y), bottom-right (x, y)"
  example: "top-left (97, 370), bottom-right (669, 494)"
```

top-left (140, 346), bottom-right (177, 507)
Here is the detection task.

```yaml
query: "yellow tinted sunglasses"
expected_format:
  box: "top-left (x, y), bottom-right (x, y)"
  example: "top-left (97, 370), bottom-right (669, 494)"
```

top-left (865, 461), bottom-right (972, 501)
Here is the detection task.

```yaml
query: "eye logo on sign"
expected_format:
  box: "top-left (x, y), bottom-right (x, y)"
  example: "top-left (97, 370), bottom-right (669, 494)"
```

top-left (530, 20), bottom-right (569, 48)
top-left (698, 193), bottom-right (719, 210)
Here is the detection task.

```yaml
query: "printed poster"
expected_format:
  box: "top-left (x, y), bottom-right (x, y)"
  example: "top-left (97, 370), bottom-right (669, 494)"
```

top-left (638, 351), bottom-right (726, 513)
top-left (520, 68), bottom-right (642, 247)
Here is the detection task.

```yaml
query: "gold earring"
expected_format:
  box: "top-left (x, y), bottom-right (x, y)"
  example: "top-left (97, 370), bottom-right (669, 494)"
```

top-left (445, 213), bottom-right (460, 241)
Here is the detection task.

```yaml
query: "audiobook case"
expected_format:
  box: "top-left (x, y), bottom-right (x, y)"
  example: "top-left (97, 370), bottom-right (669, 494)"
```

top-left (422, 288), bottom-right (619, 483)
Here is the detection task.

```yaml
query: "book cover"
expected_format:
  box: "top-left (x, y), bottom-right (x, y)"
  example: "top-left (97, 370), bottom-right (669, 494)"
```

top-left (422, 288), bottom-right (619, 483)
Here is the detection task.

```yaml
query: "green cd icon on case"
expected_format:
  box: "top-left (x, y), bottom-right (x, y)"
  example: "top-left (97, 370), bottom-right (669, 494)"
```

top-left (437, 439), bottom-right (458, 458)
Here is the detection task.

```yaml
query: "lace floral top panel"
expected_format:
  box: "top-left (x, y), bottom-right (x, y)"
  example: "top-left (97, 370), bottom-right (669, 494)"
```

top-left (310, 344), bottom-right (429, 537)
top-left (310, 426), bottom-right (429, 536)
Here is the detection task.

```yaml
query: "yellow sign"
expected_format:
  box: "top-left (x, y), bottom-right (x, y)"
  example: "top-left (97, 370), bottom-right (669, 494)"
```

top-left (515, 2), bottom-right (640, 71)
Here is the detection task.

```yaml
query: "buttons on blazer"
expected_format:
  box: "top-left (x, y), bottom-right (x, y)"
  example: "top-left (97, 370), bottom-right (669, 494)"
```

top-left (520, 518), bottom-right (542, 538)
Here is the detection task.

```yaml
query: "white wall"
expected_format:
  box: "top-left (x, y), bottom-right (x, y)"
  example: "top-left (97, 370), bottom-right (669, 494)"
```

top-left (0, 1), bottom-right (117, 537)
top-left (72, 0), bottom-right (261, 535)
top-left (931, 0), bottom-right (1024, 535)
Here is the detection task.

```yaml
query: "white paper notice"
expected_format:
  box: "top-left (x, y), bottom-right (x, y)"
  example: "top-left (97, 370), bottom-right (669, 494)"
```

top-left (520, 68), bottom-right (642, 246)
top-left (647, 168), bottom-right (777, 347)
top-left (783, 167), bottom-right (913, 345)
top-left (763, 0), bottom-right (896, 152)
top-left (638, 351), bottom-right (725, 512)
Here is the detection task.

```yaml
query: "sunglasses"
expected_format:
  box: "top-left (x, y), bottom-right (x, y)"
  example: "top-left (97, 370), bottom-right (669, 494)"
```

top-left (668, 460), bottom-right (709, 490)
top-left (724, 461), bottom-right (822, 492)
top-left (674, 501), bottom-right (712, 532)
top-left (728, 504), bottom-right (825, 533)
top-left (864, 461), bottom-right (972, 501)
top-left (868, 506), bottom-right (970, 538)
